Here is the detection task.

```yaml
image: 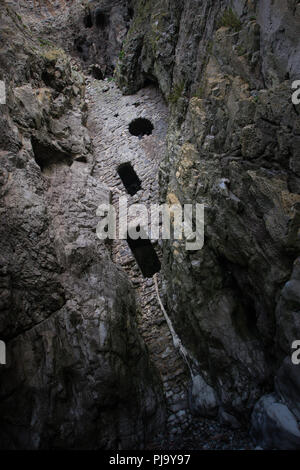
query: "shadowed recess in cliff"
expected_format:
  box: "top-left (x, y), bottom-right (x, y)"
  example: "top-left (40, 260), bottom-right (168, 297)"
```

top-left (127, 230), bottom-right (161, 278)
top-left (31, 137), bottom-right (72, 171)
top-left (95, 10), bottom-right (109, 28)
top-left (84, 11), bottom-right (93, 28)
top-left (128, 7), bottom-right (134, 19)
top-left (129, 118), bottom-right (154, 138)
top-left (117, 163), bottom-right (142, 196)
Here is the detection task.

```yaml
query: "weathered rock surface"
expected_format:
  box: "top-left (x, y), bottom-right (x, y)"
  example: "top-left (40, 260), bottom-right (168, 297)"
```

top-left (1, 0), bottom-right (300, 450)
top-left (251, 394), bottom-right (300, 450)
top-left (0, 3), bottom-right (165, 449)
top-left (17, 0), bottom-right (130, 77)
top-left (276, 356), bottom-right (300, 422)
top-left (115, 0), bottom-right (300, 448)
top-left (189, 374), bottom-right (218, 418)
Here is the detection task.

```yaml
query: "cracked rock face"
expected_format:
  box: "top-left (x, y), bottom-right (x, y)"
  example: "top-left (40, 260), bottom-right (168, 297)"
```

top-left (115, 0), bottom-right (300, 448)
top-left (0, 4), bottom-right (165, 450)
top-left (17, 0), bottom-right (130, 78)
top-left (1, 0), bottom-right (300, 450)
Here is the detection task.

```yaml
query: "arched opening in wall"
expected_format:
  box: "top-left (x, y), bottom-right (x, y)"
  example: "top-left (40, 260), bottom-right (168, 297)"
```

top-left (117, 163), bottom-right (142, 196)
top-left (129, 118), bottom-right (154, 138)
top-left (84, 11), bottom-right (93, 28)
top-left (127, 230), bottom-right (161, 278)
top-left (95, 10), bottom-right (108, 28)
top-left (31, 138), bottom-right (72, 172)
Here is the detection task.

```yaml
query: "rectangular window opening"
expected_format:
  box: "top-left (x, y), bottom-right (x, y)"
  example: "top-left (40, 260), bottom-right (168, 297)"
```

top-left (127, 231), bottom-right (161, 278)
top-left (117, 163), bottom-right (142, 196)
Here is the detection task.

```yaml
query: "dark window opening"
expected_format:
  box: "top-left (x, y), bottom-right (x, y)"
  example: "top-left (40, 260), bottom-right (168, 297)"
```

top-left (128, 7), bottom-right (134, 19)
top-left (127, 232), bottom-right (161, 278)
top-left (129, 118), bottom-right (154, 138)
top-left (95, 10), bottom-right (108, 28)
top-left (117, 163), bottom-right (142, 196)
top-left (31, 138), bottom-right (72, 171)
top-left (84, 12), bottom-right (93, 28)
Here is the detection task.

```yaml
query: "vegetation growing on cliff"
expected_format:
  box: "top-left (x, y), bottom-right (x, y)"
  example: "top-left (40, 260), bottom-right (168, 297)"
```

top-left (218, 8), bottom-right (242, 32)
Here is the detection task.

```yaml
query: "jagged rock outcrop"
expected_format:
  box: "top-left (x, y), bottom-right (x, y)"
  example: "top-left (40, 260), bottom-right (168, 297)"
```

top-left (17, 0), bottom-right (131, 77)
top-left (115, 0), bottom-right (300, 449)
top-left (0, 3), bottom-right (165, 449)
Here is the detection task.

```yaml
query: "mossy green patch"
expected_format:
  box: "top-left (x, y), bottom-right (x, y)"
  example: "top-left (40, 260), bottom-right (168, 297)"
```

top-left (168, 81), bottom-right (185, 104)
top-left (219, 8), bottom-right (242, 32)
top-left (40, 47), bottom-right (66, 62)
top-left (38, 38), bottom-right (52, 47)
top-left (193, 85), bottom-right (205, 99)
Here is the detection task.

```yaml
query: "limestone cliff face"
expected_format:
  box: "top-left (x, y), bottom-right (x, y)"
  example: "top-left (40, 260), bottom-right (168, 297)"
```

top-left (16, 0), bottom-right (130, 78)
top-left (0, 3), bottom-right (165, 449)
top-left (116, 0), bottom-right (300, 448)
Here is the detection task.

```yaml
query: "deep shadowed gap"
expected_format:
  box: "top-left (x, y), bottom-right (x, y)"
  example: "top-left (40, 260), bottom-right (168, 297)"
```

top-left (74, 37), bottom-right (90, 61)
top-left (117, 163), bottom-right (142, 196)
top-left (84, 12), bottom-right (93, 28)
top-left (128, 7), bottom-right (134, 19)
top-left (31, 137), bottom-right (72, 171)
top-left (95, 10), bottom-right (108, 28)
top-left (129, 118), bottom-right (154, 137)
top-left (127, 232), bottom-right (161, 278)
top-left (143, 74), bottom-right (159, 88)
top-left (89, 64), bottom-right (103, 80)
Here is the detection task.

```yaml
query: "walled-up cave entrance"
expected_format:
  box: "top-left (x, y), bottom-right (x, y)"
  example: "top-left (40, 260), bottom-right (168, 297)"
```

top-left (127, 232), bottom-right (161, 278)
top-left (117, 163), bottom-right (142, 196)
top-left (129, 118), bottom-right (154, 138)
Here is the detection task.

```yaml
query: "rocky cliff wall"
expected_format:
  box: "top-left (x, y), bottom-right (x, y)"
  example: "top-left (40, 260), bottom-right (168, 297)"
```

top-left (0, 0), bottom-right (299, 450)
top-left (116, 0), bottom-right (300, 449)
top-left (0, 2), bottom-right (165, 449)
